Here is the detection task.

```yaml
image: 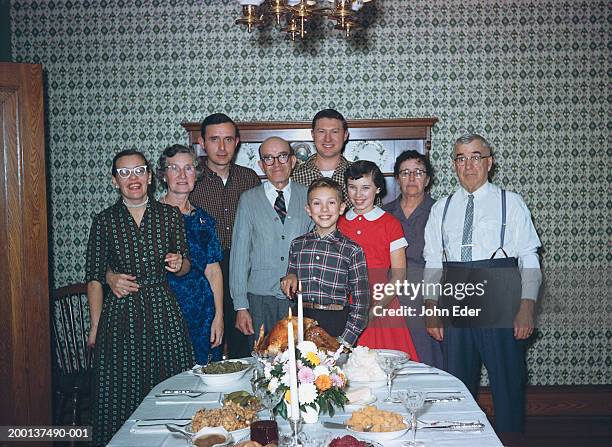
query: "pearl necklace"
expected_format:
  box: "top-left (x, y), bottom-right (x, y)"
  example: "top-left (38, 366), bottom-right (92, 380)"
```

top-left (122, 196), bottom-right (149, 208)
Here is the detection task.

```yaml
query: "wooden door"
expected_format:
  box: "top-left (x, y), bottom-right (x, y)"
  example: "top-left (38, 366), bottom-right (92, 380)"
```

top-left (0, 62), bottom-right (51, 425)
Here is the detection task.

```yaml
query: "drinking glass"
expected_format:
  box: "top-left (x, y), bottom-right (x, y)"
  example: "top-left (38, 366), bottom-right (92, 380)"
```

top-left (397, 389), bottom-right (426, 447)
top-left (378, 354), bottom-right (406, 402)
top-left (253, 381), bottom-right (284, 420)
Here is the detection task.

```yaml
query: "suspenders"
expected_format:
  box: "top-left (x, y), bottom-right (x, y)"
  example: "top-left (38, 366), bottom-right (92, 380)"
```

top-left (441, 189), bottom-right (508, 261)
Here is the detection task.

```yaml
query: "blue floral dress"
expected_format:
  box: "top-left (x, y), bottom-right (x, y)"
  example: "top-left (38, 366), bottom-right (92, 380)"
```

top-left (168, 207), bottom-right (224, 364)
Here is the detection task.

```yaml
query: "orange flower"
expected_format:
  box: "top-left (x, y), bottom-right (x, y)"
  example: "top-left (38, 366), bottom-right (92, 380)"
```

top-left (314, 374), bottom-right (332, 392)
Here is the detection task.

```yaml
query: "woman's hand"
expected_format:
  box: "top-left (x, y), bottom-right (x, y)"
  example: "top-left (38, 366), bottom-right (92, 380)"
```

top-left (106, 269), bottom-right (139, 298)
top-left (210, 315), bottom-right (224, 348)
top-left (165, 253), bottom-right (184, 273)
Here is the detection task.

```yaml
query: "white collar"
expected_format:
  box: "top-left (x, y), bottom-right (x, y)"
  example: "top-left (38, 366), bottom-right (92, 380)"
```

top-left (264, 179), bottom-right (291, 194)
top-left (345, 206), bottom-right (385, 221)
top-left (459, 181), bottom-right (492, 199)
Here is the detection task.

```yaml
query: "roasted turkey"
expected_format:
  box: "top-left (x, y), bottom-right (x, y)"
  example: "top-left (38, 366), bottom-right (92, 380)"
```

top-left (253, 316), bottom-right (340, 356)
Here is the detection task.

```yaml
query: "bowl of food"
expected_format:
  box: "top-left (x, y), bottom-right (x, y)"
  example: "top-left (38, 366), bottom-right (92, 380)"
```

top-left (345, 406), bottom-right (409, 441)
top-left (192, 359), bottom-right (251, 386)
top-left (190, 426), bottom-right (231, 447)
top-left (191, 401), bottom-right (257, 441)
top-left (327, 435), bottom-right (383, 447)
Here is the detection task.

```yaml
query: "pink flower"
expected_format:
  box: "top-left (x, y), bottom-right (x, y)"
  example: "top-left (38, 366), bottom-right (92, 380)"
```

top-left (298, 366), bottom-right (315, 384)
top-left (331, 373), bottom-right (344, 387)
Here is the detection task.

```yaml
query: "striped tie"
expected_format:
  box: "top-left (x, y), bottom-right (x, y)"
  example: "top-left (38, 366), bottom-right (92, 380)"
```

top-left (274, 190), bottom-right (287, 224)
top-left (461, 194), bottom-right (474, 262)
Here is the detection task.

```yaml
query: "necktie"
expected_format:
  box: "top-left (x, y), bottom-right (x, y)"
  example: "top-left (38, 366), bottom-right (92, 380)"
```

top-left (461, 194), bottom-right (474, 262)
top-left (274, 190), bottom-right (287, 224)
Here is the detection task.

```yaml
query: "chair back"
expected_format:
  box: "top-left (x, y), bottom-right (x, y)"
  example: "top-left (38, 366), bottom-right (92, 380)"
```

top-left (51, 283), bottom-right (92, 375)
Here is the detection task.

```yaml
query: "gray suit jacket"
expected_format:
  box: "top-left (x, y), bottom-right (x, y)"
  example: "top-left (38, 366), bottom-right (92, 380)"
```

top-left (230, 182), bottom-right (312, 310)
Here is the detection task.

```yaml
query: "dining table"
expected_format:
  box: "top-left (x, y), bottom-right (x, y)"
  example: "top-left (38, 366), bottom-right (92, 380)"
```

top-left (109, 357), bottom-right (503, 446)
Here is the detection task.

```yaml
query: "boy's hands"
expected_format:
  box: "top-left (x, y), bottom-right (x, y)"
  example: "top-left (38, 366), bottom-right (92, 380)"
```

top-left (280, 273), bottom-right (298, 298)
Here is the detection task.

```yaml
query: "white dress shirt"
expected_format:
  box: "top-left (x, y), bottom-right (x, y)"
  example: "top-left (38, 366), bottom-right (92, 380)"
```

top-left (423, 182), bottom-right (542, 301)
top-left (263, 180), bottom-right (292, 208)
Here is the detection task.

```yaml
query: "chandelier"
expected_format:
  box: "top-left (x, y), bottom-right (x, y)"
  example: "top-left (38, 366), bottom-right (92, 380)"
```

top-left (236, 0), bottom-right (374, 41)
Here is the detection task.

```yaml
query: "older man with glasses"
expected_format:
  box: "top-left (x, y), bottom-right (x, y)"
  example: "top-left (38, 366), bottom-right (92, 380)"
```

top-left (230, 137), bottom-right (312, 349)
top-left (423, 133), bottom-right (542, 435)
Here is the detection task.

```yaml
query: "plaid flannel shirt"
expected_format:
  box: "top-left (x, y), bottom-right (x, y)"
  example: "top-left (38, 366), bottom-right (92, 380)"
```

top-left (286, 229), bottom-right (370, 346)
top-left (190, 158), bottom-right (261, 250)
top-left (291, 154), bottom-right (353, 205)
top-left (291, 154), bottom-right (382, 207)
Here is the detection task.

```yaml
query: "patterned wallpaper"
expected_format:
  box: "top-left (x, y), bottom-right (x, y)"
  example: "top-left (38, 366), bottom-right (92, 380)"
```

top-left (11, 0), bottom-right (610, 385)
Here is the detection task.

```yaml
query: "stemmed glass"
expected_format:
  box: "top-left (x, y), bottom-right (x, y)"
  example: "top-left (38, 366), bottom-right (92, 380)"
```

top-left (378, 354), bottom-right (407, 402)
top-left (397, 389), bottom-right (426, 447)
top-left (251, 372), bottom-right (284, 420)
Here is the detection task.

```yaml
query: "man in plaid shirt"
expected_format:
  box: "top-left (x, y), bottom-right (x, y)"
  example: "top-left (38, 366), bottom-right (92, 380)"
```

top-left (292, 108), bottom-right (381, 208)
top-left (281, 178), bottom-right (370, 346)
top-left (291, 109), bottom-right (352, 205)
top-left (190, 113), bottom-right (260, 358)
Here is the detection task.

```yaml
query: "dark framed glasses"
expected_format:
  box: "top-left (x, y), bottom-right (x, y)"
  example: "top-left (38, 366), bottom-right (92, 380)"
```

top-left (261, 153), bottom-right (290, 166)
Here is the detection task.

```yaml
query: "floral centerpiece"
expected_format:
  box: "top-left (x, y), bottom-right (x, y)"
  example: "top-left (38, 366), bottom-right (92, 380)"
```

top-left (257, 340), bottom-right (348, 422)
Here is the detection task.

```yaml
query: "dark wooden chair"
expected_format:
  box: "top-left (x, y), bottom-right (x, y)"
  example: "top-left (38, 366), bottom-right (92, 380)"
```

top-left (51, 283), bottom-right (92, 426)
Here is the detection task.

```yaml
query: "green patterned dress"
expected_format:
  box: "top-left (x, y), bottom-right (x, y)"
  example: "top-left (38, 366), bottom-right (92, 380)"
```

top-left (85, 199), bottom-right (195, 445)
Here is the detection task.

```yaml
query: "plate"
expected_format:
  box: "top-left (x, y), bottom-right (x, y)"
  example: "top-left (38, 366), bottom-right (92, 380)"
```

top-left (347, 420), bottom-right (410, 441)
top-left (191, 360), bottom-right (251, 387)
top-left (374, 349), bottom-right (410, 361)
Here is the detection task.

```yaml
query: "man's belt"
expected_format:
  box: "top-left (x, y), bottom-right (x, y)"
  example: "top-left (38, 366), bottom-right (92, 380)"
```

top-left (301, 302), bottom-right (345, 311)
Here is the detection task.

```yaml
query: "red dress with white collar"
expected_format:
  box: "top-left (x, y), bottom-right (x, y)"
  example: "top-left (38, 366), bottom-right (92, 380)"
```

top-left (338, 207), bottom-right (418, 360)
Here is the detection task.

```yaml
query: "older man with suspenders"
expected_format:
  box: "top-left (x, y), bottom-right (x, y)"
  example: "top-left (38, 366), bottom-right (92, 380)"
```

top-left (423, 133), bottom-right (542, 433)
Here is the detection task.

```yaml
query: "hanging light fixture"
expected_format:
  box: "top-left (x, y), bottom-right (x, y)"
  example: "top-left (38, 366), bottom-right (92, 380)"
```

top-left (235, 0), bottom-right (374, 41)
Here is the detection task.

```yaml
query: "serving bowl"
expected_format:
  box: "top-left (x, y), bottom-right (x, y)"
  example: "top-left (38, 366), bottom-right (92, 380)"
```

top-left (190, 426), bottom-right (231, 446)
top-left (346, 420), bottom-right (410, 441)
top-left (191, 360), bottom-right (251, 387)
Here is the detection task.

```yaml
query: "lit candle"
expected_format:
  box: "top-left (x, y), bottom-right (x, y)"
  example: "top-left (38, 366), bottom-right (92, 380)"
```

top-left (297, 281), bottom-right (304, 343)
top-left (287, 308), bottom-right (300, 421)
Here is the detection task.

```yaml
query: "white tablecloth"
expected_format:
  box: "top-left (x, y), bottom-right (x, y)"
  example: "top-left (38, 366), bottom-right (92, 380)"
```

top-left (109, 359), bottom-right (502, 446)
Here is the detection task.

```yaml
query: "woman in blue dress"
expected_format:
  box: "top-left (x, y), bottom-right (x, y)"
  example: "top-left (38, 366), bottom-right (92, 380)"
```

top-left (107, 145), bottom-right (224, 364)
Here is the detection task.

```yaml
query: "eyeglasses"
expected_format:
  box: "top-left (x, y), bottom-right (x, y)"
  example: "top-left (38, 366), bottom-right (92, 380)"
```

top-left (115, 165), bottom-right (148, 179)
top-left (399, 168), bottom-right (427, 179)
top-left (453, 155), bottom-right (491, 165)
top-left (166, 164), bottom-right (196, 175)
top-left (261, 153), bottom-right (290, 166)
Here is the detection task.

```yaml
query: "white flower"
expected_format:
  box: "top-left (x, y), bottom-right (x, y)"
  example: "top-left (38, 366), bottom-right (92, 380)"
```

top-left (268, 377), bottom-right (280, 393)
top-left (313, 365), bottom-right (330, 378)
top-left (297, 340), bottom-right (318, 356)
top-left (280, 350), bottom-right (290, 362)
top-left (280, 371), bottom-right (291, 387)
top-left (298, 383), bottom-right (318, 404)
top-left (264, 364), bottom-right (273, 378)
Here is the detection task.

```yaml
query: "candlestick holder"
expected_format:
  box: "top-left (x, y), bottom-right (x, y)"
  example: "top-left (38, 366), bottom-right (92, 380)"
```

top-left (287, 417), bottom-right (303, 446)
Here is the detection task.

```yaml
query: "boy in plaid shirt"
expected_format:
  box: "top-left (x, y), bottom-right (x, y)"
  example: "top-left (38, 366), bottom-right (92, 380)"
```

top-left (281, 178), bottom-right (370, 346)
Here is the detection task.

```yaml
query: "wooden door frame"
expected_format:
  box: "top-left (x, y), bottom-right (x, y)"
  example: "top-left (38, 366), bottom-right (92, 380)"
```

top-left (0, 62), bottom-right (51, 426)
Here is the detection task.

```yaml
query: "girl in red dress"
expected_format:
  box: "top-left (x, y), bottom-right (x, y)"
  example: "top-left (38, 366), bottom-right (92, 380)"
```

top-left (338, 160), bottom-right (418, 360)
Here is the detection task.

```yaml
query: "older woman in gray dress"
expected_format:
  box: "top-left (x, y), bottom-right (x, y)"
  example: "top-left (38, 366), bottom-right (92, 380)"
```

top-left (383, 150), bottom-right (443, 368)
